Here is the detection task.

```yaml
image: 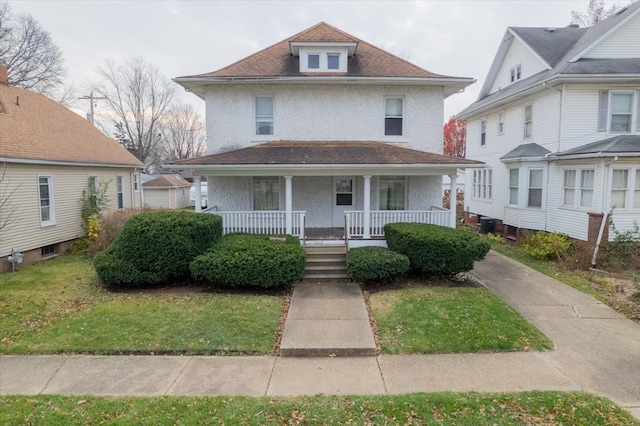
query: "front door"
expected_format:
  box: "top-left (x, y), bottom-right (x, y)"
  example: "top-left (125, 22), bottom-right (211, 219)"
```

top-left (332, 176), bottom-right (355, 227)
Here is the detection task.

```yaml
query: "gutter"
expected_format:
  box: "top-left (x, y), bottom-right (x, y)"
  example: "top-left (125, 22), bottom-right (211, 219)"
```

top-left (0, 157), bottom-right (144, 169)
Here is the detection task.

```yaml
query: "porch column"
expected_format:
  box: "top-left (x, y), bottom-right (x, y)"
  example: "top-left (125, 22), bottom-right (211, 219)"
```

top-left (194, 175), bottom-right (202, 213)
top-left (285, 175), bottom-right (292, 235)
top-left (363, 175), bottom-right (371, 239)
top-left (449, 174), bottom-right (457, 228)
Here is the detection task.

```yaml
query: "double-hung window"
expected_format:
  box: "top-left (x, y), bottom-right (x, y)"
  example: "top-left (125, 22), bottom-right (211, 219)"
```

top-left (38, 176), bottom-right (55, 226)
top-left (384, 97), bottom-right (403, 136)
top-left (635, 170), bottom-right (640, 209)
top-left (527, 169), bottom-right (543, 208)
top-left (116, 175), bottom-right (124, 209)
top-left (133, 173), bottom-right (140, 192)
top-left (509, 168), bottom-right (519, 205)
top-left (563, 170), bottom-right (576, 206)
top-left (379, 176), bottom-right (405, 210)
top-left (562, 168), bottom-right (595, 208)
top-left (472, 169), bottom-right (492, 201)
top-left (253, 177), bottom-right (279, 210)
top-left (498, 112), bottom-right (505, 135)
top-left (524, 104), bottom-right (532, 139)
top-left (327, 54), bottom-right (340, 70)
top-left (255, 97), bottom-right (274, 135)
top-left (480, 118), bottom-right (486, 146)
top-left (580, 169), bottom-right (595, 208)
top-left (307, 54), bottom-right (320, 69)
top-left (610, 93), bottom-right (633, 133)
top-left (611, 169), bottom-right (629, 209)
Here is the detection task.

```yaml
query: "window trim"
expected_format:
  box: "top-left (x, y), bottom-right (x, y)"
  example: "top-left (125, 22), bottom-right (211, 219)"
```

top-left (609, 91), bottom-right (634, 134)
top-left (384, 97), bottom-right (404, 137)
top-left (523, 104), bottom-right (533, 139)
top-left (378, 175), bottom-right (406, 211)
top-left (38, 175), bottom-right (55, 227)
top-left (527, 168), bottom-right (543, 209)
top-left (255, 96), bottom-right (274, 136)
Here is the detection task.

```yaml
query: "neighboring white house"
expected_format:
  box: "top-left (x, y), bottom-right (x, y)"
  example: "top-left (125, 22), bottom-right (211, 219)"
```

top-left (457, 3), bottom-right (640, 244)
top-left (142, 174), bottom-right (192, 209)
top-left (0, 65), bottom-right (144, 272)
top-left (169, 22), bottom-right (482, 244)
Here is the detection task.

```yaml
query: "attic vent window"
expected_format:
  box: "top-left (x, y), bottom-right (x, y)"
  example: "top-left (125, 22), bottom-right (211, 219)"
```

top-left (510, 64), bottom-right (522, 83)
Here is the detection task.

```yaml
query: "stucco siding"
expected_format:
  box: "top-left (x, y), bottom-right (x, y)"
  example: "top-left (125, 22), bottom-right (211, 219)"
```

top-left (205, 84), bottom-right (444, 154)
top-left (207, 176), bottom-right (252, 211)
top-left (293, 176), bottom-right (333, 227)
top-left (585, 12), bottom-right (640, 59)
top-left (174, 187), bottom-right (190, 209)
top-left (0, 163), bottom-right (141, 258)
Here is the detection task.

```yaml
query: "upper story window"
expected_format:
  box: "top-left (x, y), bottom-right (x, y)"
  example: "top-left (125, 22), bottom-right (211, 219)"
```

top-left (38, 175), bottom-right (55, 226)
top-left (255, 96), bottom-right (274, 135)
top-left (498, 112), bottom-right (505, 135)
top-left (300, 51), bottom-right (345, 72)
top-left (510, 64), bottom-right (522, 83)
top-left (327, 54), bottom-right (340, 70)
top-left (524, 104), bottom-right (533, 139)
top-left (480, 118), bottom-right (486, 145)
top-left (610, 92), bottom-right (633, 133)
top-left (384, 97), bottom-right (403, 136)
top-left (308, 54), bottom-right (320, 69)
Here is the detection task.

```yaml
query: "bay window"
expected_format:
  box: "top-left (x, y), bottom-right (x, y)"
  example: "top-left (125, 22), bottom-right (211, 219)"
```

top-left (527, 169), bottom-right (543, 208)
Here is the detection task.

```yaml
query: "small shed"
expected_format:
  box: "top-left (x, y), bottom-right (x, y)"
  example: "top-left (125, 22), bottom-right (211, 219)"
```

top-left (142, 175), bottom-right (192, 209)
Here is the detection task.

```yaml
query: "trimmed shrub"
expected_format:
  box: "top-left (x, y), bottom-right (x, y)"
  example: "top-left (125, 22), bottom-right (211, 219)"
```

top-left (347, 246), bottom-right (410, 282)
top-left (93, 210), bottom-right (222, 287)
top-left (190, 233), bottom-right (306, 288)
top-left (521, 231), bottom-right (574, 261)
top-left (384, 223), bottom-right (490, 275)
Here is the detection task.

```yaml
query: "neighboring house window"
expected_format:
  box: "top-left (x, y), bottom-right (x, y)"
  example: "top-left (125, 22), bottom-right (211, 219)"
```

top-left (580, 169), bottom-right (595, 208)
top-left (610, 92), bottom-right (633, 133)
top-left (498, 112), bottom-right (505, 135)
top-left (255, 97), bottom-right (274, 135)
top-left (88, 175), bottom-right (99, 209)
top-left (133, 173), bottom-right (139, 191)
top-left (610, 169), bottom-right (629, 209)
top-left (527, 169), bottom-right (543, 208)
top-left (473, 169), bottom-right (492, 201)
top-left (384, 97), bottom-right (403, 136)
top-left (327, 54), bottom-right (340, 70)
top-left (308, 53), bottom-right (320, 69)
top-left (379, 176), bottom-right (405, 210)
top-left (524, 104), bottom-right (532, 139)
top-left (253, 176), bottom-right (279, 210)
top-left (38, 176), bottom-right (55, 226)
top-left (509, 168), bottom-right (519, 205)
top-left (182, 188), bottom-right (186, 198)
top-left (116, 175), bottom-right (124, 209)
top-left (480, 118), bottom-right (486, 146)
top-left (563, 170), bottom-right (576, 206)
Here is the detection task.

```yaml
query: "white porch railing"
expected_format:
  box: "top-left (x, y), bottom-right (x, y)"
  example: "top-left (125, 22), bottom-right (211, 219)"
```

top-left (346, 210), bottom-right (450, 238)
top-left (207, 210), bottom-right (306, 239)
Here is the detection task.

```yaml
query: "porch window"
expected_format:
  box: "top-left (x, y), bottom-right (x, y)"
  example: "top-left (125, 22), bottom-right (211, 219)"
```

top-left (509, 168), bottom-right (518, 205)
top-left (253, 176), bottom-right (279, 210)
top-left (384, 97), bottom-right (403, 136)
top-left (610, 169), bottom-right (629, 209)
top-left (255, 97), bottom-right (274, 135)
top-left (38, 175), bottom-right (55, 226)
top-left (580, 169), bottom-right (595, 208)
top-left (527, 169), bottom-right (542, 208)
top-left (379, 176), bottom-right (405, 210)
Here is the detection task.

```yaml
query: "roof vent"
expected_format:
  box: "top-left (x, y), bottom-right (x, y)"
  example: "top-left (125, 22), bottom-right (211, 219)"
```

top-left (566, 23), bottom-right (580, 28)
top-left (616, 7), bottom-right (627, 15)
top-left (546, 27), bottom-right (558, 32)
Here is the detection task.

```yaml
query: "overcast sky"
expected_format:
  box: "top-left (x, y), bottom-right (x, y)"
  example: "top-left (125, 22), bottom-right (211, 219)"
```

top-left (8, 0), bottom-right (630, 123)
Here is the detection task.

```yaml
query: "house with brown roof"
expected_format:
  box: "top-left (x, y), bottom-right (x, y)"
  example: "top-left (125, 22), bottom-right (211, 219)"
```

top-left (0, 65), bottom-right (144, 272)
top-left (170, 22), bottom-right (482, 244)
top-left (142, 174), bottom-right (192, 209)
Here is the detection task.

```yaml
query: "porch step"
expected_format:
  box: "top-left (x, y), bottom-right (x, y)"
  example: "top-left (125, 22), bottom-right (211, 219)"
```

top-left (303, 245), bottom-right (349, 283)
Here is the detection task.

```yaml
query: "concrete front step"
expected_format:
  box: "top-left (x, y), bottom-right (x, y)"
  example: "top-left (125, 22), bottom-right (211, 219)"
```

top-left (304, 244), bottom-right (349, 283)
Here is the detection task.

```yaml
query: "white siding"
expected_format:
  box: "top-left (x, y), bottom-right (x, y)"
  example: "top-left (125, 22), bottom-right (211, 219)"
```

top-left (205, 84), bottom-right (444, 154)
top-left (489, 38), bottom-right (549, 94)
top-left (585, 12), bottom-right (640, 59)
top-left (143, 189), bottom-right (171, 209)
top-left (174, 187), bottom-right (191, 209)
top-left (0, 163), bottom-right (141, 257)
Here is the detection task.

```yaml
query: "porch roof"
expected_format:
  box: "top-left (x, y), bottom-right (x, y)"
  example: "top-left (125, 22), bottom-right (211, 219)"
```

top-left (168, 141), bottom-right (484, 176)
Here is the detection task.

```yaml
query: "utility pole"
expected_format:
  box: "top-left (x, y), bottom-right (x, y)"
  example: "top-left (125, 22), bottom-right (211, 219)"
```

top-left (78, 91), bottom-right (106, 125)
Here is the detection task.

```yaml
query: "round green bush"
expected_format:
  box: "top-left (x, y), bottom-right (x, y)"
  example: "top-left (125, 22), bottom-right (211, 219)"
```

top-left (347, 246), bottom-right (410, 282)
top-left (384, 223), bottom-right (490, 275)
top-left (93, 210), bottom-right (222, 287)
top-left (190, 233), bottom-right (306, 288)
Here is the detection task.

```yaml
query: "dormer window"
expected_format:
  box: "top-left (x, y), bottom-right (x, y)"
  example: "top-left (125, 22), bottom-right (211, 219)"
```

top-left (308, 54), bottom-right (320, 69)
top-left (327, 54), bottom-right (340, 70)
top-left (290, 42), bottom-right (356, 73)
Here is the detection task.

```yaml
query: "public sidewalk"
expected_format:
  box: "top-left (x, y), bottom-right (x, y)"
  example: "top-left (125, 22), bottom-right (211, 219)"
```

top-left (1, 250), bottom-right (639, 419)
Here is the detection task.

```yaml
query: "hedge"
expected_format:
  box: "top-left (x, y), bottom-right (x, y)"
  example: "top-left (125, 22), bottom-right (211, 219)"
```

top-left (93, 210), bottom-right (222, 287)
top-left (190, 233), bottom-right (306, 288)
top-left (347, 246), bottom-right (410, 282)
top-left (384, 223), bottom-right (490, 275)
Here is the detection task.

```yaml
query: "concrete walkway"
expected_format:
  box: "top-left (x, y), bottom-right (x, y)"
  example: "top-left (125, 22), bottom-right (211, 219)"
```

top-left (1, 251), bottom-right (639, 419)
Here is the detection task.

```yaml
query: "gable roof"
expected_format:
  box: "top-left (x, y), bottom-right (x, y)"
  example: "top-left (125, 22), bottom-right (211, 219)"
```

top-left (458, 2), bottom-right (640, 119)
top-left (142, 174), bottom-right (191, 188)
top-left (500, 143), bottom-right (551, 161)
top-left (0, 84), bottom-right (143, 168)
top-left (548, 135), bottom-right (640, 159)
top-left (174, 22), bottom-right (474, 98)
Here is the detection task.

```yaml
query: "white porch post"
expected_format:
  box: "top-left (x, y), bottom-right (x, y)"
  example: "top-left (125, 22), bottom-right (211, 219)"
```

top-left (449, 174), bottom-right (457, 228)
top-left (285, 175), bottom-right (292, 235)
top-left (194, 175), bottom-right (202, 213)
top-left (363, 175), bottom-right (371, 239)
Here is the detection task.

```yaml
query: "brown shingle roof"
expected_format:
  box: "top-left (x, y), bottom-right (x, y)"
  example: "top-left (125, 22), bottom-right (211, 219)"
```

top-left (0, 84), bottom-right (143, 167)
top-left (183, 22), bottom-right (449, 80)
top-left (142, 175), bottom-right (191, 187)
top-left (170, 141), bottom-right (482, 166)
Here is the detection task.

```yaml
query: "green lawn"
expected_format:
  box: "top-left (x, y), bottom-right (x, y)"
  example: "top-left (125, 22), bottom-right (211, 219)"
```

top-left (370, 286), bottom-right (552, 354)
top-left (1, 392), bottom-right (637, 425)
top-left (1, 256), bottom-right (283, 355)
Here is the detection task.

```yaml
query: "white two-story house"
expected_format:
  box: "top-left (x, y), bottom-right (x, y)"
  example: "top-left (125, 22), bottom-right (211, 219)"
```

top-left (170, 22), bottom-right (481, 244)
top-left (457, 2), bottom-right (640, 245)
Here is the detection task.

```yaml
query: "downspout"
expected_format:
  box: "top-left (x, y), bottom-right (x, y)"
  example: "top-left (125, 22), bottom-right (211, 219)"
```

top-left (592, 156), bottom-right (618, 266)
top-left (543, 81), bottom-right (564, 232)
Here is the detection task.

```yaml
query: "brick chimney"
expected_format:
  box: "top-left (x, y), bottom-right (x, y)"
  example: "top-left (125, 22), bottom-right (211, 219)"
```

top-left (0, 64), bottom-right (7, 85)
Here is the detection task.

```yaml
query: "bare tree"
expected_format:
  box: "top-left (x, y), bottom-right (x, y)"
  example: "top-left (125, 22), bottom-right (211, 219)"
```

top-left (0, 162), bottom-right (20, 234)
top-left (571, 0), bottom-right (620, 27)
top-left (159, 103), bottom-right (206, 161)
top-left (94, 57), bottom-right (175, 165)
top-left (0, 2), bottom-right (66, 97)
